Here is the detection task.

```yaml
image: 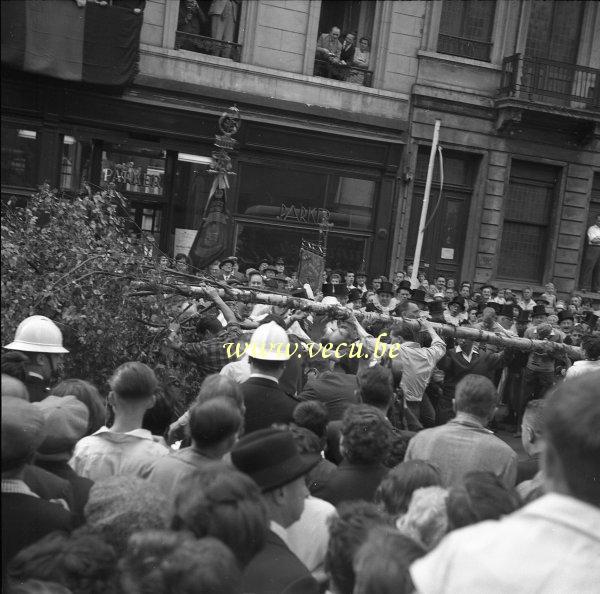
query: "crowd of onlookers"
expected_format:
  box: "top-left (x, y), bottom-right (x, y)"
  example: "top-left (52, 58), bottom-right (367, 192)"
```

top-left (2, 252), bottom-right (599, 592)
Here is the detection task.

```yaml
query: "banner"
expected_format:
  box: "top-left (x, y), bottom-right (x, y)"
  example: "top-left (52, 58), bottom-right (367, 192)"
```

top-left (298, 243), bottom-right (325, 296)
top-left (1, 0), bottom-right (142, 86)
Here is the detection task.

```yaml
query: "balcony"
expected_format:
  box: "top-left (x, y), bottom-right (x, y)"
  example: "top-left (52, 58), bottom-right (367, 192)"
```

top-left (499, 54), bottom-right (599, 111)
top-left (437, 34), bottom-right (492, 62)
top-left (175, 31), bottom-right (242, 62)
top-left (496, 54), bottom-right (600, 145)
top-left (313, 59), bottom-right (373, 88)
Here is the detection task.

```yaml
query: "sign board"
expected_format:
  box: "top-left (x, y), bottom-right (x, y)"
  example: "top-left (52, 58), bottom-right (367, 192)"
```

top-left (298, 243), bottom-right (325, 295)
top-left (174, 228), bottom-right (198, 257)
top-left (441, 247), bottom-right (454, 260)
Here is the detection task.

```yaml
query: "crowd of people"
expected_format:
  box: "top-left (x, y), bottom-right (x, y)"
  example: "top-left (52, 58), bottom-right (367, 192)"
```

top-left (2, 255), bottom-right (600, 593)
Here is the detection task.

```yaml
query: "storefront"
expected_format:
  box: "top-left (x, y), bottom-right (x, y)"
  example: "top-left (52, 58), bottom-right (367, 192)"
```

top-left (1, 69), bottom-right (403, 275)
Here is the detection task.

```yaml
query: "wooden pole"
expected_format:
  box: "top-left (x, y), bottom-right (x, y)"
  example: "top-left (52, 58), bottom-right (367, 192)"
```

top-left (130, 280), bottom-right (584, 359)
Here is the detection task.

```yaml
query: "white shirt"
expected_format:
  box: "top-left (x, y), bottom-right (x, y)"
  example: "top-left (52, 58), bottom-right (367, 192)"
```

top-left (286, 496), bottom-right (337, 583)
top-left (220, 356), bottom-right (251, 383)
top-left (455, 344), bottom-right (477, 363)
top-left (565, 360), bottom-right (600, 379)
top-left (410, 493), bottom-right (600, 594)
top-left (70, 427), bottom-right (169, 482)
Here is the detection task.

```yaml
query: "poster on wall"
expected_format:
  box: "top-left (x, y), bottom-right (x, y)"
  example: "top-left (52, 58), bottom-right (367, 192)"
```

top-left (174, 228), bottom-right (198, 257)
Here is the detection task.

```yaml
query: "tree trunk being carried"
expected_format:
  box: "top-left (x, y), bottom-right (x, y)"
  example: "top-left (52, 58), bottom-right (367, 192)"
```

top-left (130, 281), bottom-right (584, 360)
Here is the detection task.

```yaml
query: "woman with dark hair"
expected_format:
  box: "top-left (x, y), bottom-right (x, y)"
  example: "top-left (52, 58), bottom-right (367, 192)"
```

top-left (120, 530), bottom-right (241, 594)
top-left (172, 463), bottom-right (268, 567)
top-left (349, 36), bottom-right (371, 84)
top-left (375, 460), bottom-right (442, 519)
top-left (314, 405), bottom-right (391, 506)
top-left (446, 471), bottom-right (521, 530)
top-left (51, 379), bottom-right (106, 435)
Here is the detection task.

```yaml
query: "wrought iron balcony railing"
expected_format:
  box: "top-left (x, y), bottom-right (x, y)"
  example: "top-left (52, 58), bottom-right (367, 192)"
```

top-left (313, 59), bottom-right (373, 87)
top-left (437, 34), bottom-right (492, 62)
top-left (499, 54), bottom-right (599, 111)
top-left (175, 31), bottom-right (242, 62)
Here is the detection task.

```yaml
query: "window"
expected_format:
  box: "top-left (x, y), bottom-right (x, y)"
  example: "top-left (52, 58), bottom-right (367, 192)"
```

top-left (236, 162), bottom-right (376, 231)
top-left (175, 0), bottom-right (241, 61)
top-left (314, 0), bottom-right (375, 86)
top-left (437, 0), bottom-right (496, 61)
top-left (60, 135), bottom-right (92, 192)
top-left (498, 161), bottom-right (559, 282)
top-left (100, 146), bottom-right (165, 197)
top-left (1, 126), bottom-right (39, 188)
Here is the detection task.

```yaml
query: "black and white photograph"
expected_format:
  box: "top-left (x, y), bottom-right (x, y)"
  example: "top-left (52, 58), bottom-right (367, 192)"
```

top-left (1, 0), bottom-right (599, 592)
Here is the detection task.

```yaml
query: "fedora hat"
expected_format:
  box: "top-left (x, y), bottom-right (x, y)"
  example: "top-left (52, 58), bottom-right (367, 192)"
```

top-left (275, 257), bottom-right (285, 265)
top-left (582, 311), bottom-right (599, 327)
top-left (499, 304), bottom-right (515, 318)
top-left (220, 257), bottom-right (236, 268)
top-left (484, 302), bottom-right (501, 315)
top-left (532, 304), bottom-right (547, 318)
top-left (557, 310), bottom-right (574, 323)
top-left (449, 295), bottom-right (466, 308)
top-left (348, 288), bottom-right (363, 302)
top-left (396, 280), bottom-right (412, 292)
top-left (231, 428), bottom-right (320, 492)
top-left (428, 301), bottom-right (445, 317)
top-left (410, 289), bottom-right (428, 304)
top-left (377, 281), bottom-right (394, 295)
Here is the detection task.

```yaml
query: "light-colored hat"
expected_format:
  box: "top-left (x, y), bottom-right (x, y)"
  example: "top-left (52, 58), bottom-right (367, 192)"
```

top-left (247, 321), bottom-right (290, 361)
top-left (4, 315), bottom-right (69, 354)
top-left (33, 395), bottom-right (89, 459)
top-left (1, 396), bottom-right (46, 467)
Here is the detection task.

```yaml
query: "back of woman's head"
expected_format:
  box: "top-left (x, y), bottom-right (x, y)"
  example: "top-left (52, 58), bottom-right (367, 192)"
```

top-left (196, 374), bottom-right (244, 411)
top-left (189, 397), bottom-right (243, 448)
top-left (341, 404), bottom-right (391, 465)
top-left (51, 378), bottom-right (106, 434)
top-left (353, 526), bottom-right (426, 594)
top-left (120, 530), bottom-right (241, 594)
top-left (172, 464), bottom-right (268, 566)
top-left (108, 362), bottom-right (158, 400)
top-left (446, 471), bottom-right (521, 530)
top-left (8, 531), bottom-right (118, 594)
top-left (375, 460), bottom-right (442, 517)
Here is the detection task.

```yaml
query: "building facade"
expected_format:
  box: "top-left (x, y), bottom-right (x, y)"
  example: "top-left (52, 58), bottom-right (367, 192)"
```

top-left (2, 0), bottom-right (599, 299)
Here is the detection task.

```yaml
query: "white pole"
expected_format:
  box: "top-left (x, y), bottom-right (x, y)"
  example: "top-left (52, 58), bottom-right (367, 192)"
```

top-left (411, 119), bottom-right (441, 288)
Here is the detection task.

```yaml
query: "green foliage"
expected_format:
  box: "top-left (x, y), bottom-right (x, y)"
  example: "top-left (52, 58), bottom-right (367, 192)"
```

top-left (1, 187), bottom-right (202, 402)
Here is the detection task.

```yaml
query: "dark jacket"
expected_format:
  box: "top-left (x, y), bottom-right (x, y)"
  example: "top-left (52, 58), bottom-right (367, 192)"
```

top-left (2, 493), bottom-right (75, 571)
top-left (517, 454), bottom-right (540, 484)
top-left (35, 459), bottom-right (93, 520)
top-left (241, 377), bottom-right (298, 434)
top-left (298, 371), bottom-right (360, 421)
top-left (313, 459), bottom-right (389, 507)
top-left (242, 529), bottom-right (319, 594)
top-left (23, 464), bottom-right (75, 513)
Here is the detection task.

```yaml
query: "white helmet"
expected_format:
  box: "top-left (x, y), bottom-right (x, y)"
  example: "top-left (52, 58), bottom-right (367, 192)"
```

top-left (247, 321), bottom-right (290, 361)
top-left (4, 315), bottom-right (69, 354)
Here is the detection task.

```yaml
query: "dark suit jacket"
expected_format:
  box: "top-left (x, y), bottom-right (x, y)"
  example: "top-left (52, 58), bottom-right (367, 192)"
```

top-left (23, 464), bottom-right (75, 513)
top-left (2, 493), bottom-right (75, 571)
top-left (35, 459), bottom-right (93, 520)
top-left (241, 377), bottom-right (298, 434)
top-left (340, 42), bottom-right (355, 64)
top-left (242, 529), bottom-right (319, 594)
top-left (313, 459), bottom-right (389, 507)
top-left (438, 350), bottom-right (505, 399)
top-left (298, 372), bottom-right (359, 421)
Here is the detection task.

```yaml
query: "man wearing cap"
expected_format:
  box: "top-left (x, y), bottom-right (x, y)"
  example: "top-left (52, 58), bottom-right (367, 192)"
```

top-left (240, 321), bottom-right (299, 434)
top-left (275, 257), bottom-right (286, 275)
top-left (264, 264), bottom-right (278, 281)
top-left (220, 257), bottom-right (241, 283)
top-left (2, 397), bottom-right (75, 569)
top-left (232, 428), bottom-right (320, 594)
top-left (33, 395), bottom-right (93, 520)
top-left (3, 315), bottom-right (69, 402)
top-left (558, 310), bottom-right (575, 338)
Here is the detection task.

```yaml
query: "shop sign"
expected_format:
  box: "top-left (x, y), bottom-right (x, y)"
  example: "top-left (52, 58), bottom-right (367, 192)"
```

top-left (278, 204), bottom-right (330, 224)
top-left (102, 161), bottom-right (163, 195)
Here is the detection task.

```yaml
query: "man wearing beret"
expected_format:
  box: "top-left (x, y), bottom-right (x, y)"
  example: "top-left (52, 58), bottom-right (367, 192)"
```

top-left (2, 398), bottom-right (75, 569)
top-left (232, 428), bottom-right (320, 594)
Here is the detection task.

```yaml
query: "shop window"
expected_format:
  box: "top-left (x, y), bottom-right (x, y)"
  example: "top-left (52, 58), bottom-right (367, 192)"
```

top-left (1, 126), bottom-right (39, 188)
top-left (101, 146), bottom-right (165, 197)
top-left (498, 161), bottom-right (559, 283)
top-left (236, 162), bottom-right (375, 231)
top-left (60, 135), bottom-right (93, 192)
top-left (175, 0), bottom-right (242, 61)
top-left (437, 0), bottom-right (496, 62)
top-left (314, 0), bottom-right (375, 86)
